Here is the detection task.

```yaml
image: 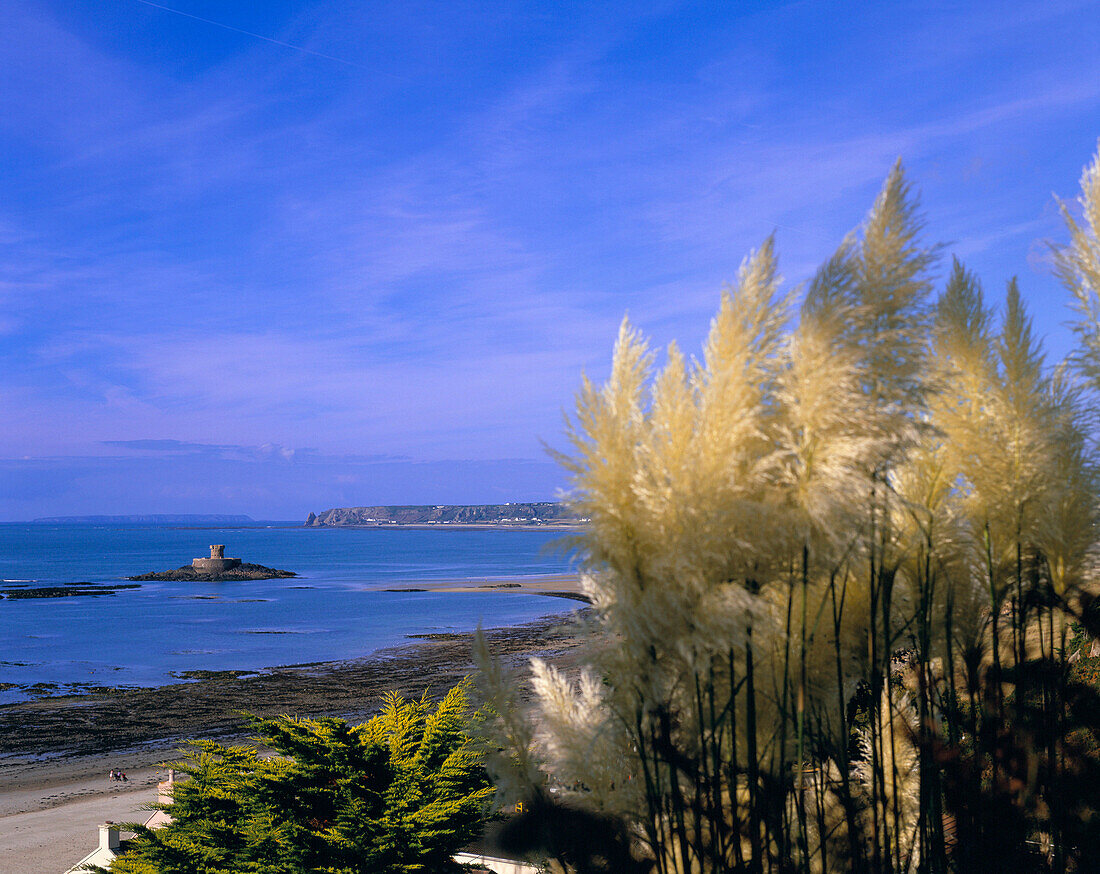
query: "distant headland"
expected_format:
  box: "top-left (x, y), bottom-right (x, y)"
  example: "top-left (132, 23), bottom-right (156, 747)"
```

top-left (304, 502), bottom-right (584, 527)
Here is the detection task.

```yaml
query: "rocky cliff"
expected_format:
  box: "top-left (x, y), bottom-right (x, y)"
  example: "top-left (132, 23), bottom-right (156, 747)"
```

top-left (304, 502), bottom-right (581, 527)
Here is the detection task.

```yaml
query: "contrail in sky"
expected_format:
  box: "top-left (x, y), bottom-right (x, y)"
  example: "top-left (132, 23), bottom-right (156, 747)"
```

top-left (129, 0), bottom-right (365, 69)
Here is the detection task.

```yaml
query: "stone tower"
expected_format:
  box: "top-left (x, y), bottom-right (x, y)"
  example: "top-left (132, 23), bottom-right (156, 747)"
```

top-left (192, 544), bottom-right (241, 572)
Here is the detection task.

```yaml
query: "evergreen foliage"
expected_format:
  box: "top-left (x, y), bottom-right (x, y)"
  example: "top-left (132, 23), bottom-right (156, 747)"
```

top-left (96, 680), bottom-right (492, 874)
top-left (476, 142), bottom-right (1100, 873)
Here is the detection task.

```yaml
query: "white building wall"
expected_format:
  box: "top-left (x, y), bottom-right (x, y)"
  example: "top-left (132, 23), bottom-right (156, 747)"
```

top-left (454, 850), bottom-right (541, 873)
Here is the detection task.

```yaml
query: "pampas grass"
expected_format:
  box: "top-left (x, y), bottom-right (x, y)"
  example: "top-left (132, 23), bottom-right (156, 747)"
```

top-left (476, 143), bottom-right (1100, 874)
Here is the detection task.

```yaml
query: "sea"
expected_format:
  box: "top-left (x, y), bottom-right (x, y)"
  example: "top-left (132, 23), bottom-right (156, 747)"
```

top-left (0, 523), bottom-right (579, 705)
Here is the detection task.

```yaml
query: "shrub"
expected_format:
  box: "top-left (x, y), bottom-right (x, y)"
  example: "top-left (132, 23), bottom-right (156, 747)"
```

top-left (98, 680), bottom-right (493, 874)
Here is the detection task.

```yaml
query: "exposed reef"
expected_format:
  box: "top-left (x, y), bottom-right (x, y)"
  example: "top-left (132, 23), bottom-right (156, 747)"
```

top-left (1, 582), bottom-right (142, 599)
top-left (127, 562), bottom-right (296, 582)
top-left (0, 614), bottom-right (582, 757)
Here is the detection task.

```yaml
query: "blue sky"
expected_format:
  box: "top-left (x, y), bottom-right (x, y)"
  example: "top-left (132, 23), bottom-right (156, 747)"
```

top-left (3, 0), bottom-right (1100, 521)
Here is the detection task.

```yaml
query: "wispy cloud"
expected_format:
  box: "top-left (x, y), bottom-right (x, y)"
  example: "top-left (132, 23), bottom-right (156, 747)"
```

top-left (4, 0), bottom-right (1100, 516)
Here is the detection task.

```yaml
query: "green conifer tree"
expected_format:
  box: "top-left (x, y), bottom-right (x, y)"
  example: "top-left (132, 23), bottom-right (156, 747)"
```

top-left (96, 680), bottom-right (492, 874)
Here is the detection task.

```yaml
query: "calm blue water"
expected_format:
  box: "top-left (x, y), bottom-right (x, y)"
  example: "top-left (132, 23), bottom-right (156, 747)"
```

top-left (0, 524), bottom-right (577, 703)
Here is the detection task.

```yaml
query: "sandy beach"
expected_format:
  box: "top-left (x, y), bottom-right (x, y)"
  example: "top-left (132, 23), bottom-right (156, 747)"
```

top-left (385, 571), bottom-right (587, 600)
top-left (0, 577), bottom-right (585, 873)
top-left (1, 769), bottom-right (161, 873)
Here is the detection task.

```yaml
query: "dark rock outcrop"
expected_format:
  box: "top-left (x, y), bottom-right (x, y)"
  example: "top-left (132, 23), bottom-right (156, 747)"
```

top-left (128, 563), bottom-right (296, 582)
top-left (1, 583), bottom-right (141, 599)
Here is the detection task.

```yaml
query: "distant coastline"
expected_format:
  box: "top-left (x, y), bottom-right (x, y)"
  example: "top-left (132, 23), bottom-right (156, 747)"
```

top-left (18, 507), bottom-right (585, 528)
top-left (29, 514), bottom-right (256, 525)
top-left (305, 502), bottom-right (585, 528)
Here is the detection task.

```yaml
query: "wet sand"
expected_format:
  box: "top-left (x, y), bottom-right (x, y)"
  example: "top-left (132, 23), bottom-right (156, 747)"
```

top-left (0, 595), bottom-right (586, 873)
top-left (386, 572), bottom-right (587, 601)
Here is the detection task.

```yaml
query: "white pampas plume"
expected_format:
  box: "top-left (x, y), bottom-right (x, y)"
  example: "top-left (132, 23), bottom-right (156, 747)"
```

top-left (528, 659), bottom-right (640, 814)
top-left (1056, 140), bottom-right (1100, 390)
top-left (853, 690), bottom-right (922, 873)
top-left (471, 627), bottom-right (544, 809)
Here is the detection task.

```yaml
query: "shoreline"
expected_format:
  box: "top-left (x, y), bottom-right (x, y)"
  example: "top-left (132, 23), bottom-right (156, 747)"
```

top-left (382, 572), bottom-right (588, 601)
top-left (0, 610), bottom-right (584, 806)
top-left (0, 612), bottom-right (585, 873)
top-left (0, 574), bottom-right (588, 872)
top-left (0, 573), bottom-right (585, 701)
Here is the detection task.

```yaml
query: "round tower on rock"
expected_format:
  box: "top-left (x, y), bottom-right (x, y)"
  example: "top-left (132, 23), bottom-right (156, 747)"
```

top-left (192, 544), bottom-right (241, 572)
